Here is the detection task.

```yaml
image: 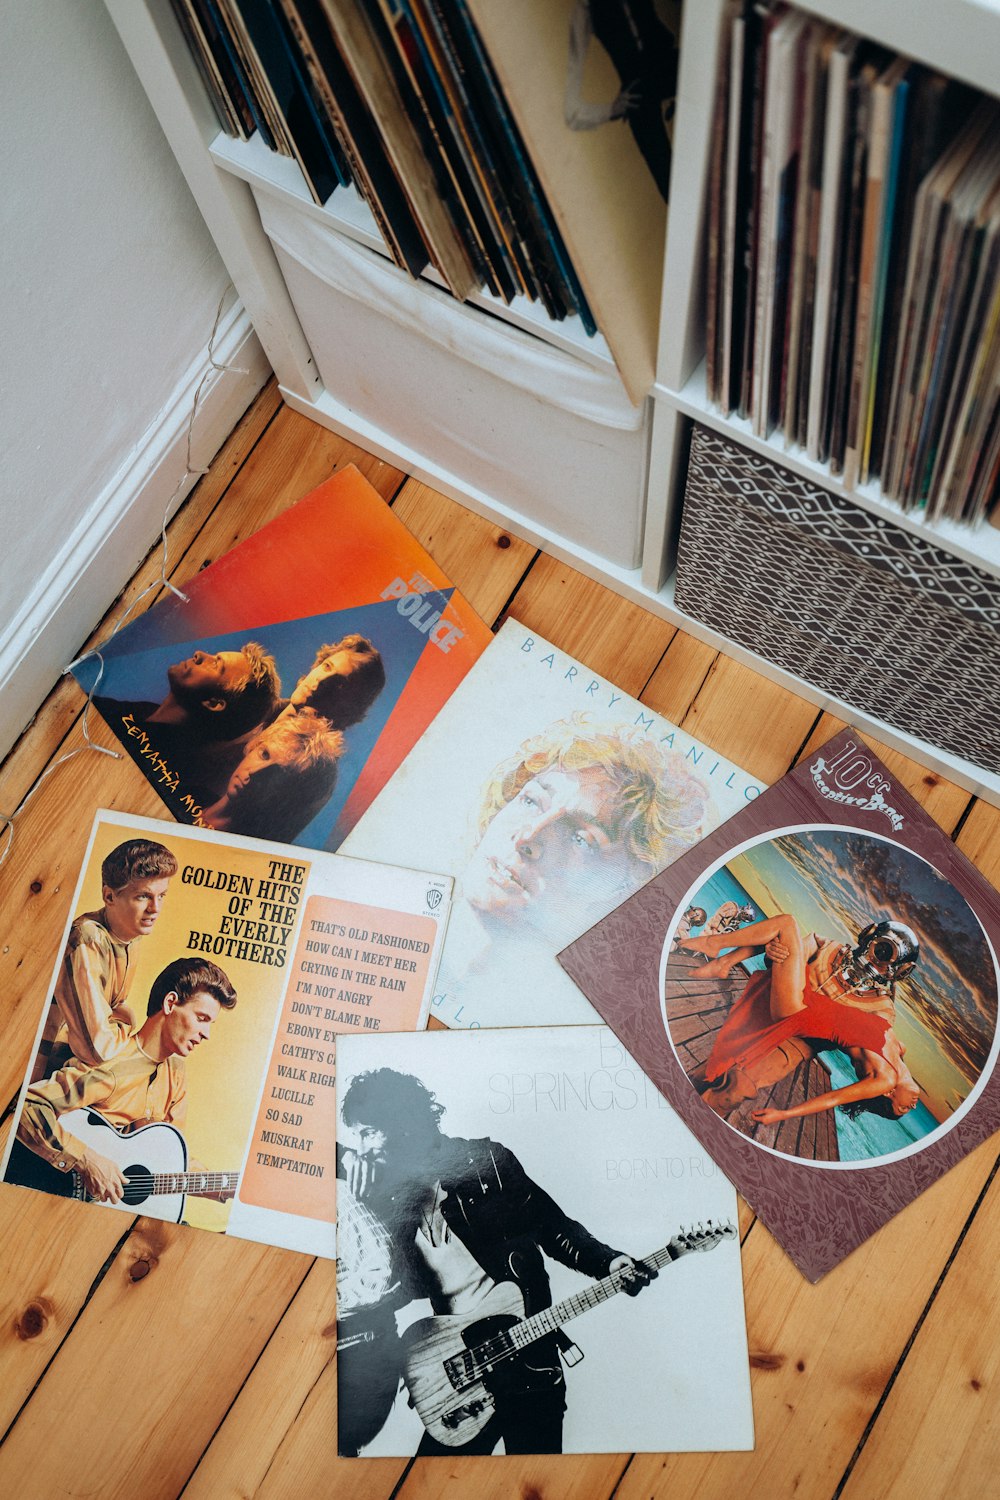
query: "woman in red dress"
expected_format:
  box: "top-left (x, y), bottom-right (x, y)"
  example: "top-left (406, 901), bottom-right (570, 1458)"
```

top-left (680, 913), bottom-right (920, 1122)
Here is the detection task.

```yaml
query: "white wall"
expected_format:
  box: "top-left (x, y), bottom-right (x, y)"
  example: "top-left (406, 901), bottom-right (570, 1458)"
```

top-left (0, 0), bottom-right (268, 755)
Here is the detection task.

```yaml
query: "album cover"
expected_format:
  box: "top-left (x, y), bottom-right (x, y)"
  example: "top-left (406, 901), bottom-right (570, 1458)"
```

top-left (341, 619), bottom-right (763, 1029)
top-left (560, 729), bottom-right (1000, 1280)
top-left (334, 1024), bottom-right (752, 1456)
top-left (72, 465), bottom-right (491, 852)
top-left (1, 810), bottom-right (451, 1256)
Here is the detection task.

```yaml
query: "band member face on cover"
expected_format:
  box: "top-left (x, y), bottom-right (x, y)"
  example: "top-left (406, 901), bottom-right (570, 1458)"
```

top-left (287, 634), bottom-right (386, 729)
top-left (169, 648), bottom-right (253, 703)
top-left (341, 1083), bottom-right (441, 1203)
top-left (163, 642), bottom-right (280, 737)
top-left (289, 648), bottom-right (356, 708)
top-left (463, 719), bottom-right (710, 947)
top-left (202, 709), bottom-right (344, 840)
top-left (103, 875), bottom-right (171, 943)
top-left (225, 732), bottom-right (295, 799)
top-left (158, 987), bottom-right (224, 1057)
top-left (144, 954), bottom-right (238, 1042)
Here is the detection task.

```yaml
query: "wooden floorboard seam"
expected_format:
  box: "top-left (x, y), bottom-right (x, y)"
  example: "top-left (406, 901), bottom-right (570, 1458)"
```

top-left (493, 549), bottom-right (544, 629)
top-left (950, 794), bottom-right (979, 844)
top-left (649, 636), bottom-right (716, 718)
top-left (789, 713), bottom-right (827, 774)
top-left (176, 1257), bottom-right (321, 1498)
top-left (606, 1452), bottom-right (637, 1498)
top-left (830, 1144), bottom-right (1000, 1500)
top-left (0, 1215), bottom-right (137, 1447)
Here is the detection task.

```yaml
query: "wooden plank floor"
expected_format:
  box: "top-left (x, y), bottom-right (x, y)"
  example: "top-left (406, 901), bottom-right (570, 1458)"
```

top-left (1, 384), bottom-right (997, 1498)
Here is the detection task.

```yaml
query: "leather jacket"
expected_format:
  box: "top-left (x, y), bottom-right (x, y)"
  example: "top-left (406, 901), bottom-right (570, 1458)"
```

top-left (394, 1135), bottom-right (621, 1317)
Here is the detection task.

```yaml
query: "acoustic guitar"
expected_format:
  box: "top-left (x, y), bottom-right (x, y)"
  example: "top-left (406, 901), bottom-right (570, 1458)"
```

top-left (400, 1220), bottom-right (736, 1446)
top-left (5, 1108), bottom-right (239, 1223)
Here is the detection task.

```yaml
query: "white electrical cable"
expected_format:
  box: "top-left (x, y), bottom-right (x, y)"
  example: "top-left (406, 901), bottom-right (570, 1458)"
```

top-left (0, 287), bottom-right (249, 869)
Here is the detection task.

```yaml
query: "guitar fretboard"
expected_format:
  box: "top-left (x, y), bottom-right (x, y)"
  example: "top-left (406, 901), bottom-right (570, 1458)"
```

top-left (506, 1244), bottom-right (676, 1350)
top-left (121, 1170), bottom-right (239, 1198)
top-left (464, 1227), bottom-right (732, 1377)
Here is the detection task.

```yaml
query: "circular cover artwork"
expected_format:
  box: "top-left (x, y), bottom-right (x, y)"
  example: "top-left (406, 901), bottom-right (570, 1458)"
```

top-left (660, 825), bottom-right (1000, 1169)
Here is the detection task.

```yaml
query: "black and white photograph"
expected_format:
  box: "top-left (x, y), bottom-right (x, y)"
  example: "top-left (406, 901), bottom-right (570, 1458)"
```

top-left (334, 1026), bottom-right (753, 1457)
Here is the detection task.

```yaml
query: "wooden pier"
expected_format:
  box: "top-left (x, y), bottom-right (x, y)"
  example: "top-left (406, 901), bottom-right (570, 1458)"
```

top-left (665, 948), bottom-right (840, 1161)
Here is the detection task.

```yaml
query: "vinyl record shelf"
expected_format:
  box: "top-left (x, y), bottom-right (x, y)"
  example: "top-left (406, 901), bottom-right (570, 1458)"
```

top-left (106, 0), bottom-right (1000, 808)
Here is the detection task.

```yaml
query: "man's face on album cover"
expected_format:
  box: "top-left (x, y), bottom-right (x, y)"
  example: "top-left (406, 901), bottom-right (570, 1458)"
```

top-left (463, 765), bottom-right (637, 941)
top-left (161, 990), bottom-right (223, 1057)
top-left (289, 648), bottom-right (358, 714)
top-left (167, 648), bottom-right (251, 710)
top-left (103, 875), bottom-right (172, 942)
top-left (221, 723), bottom-right (292, 802)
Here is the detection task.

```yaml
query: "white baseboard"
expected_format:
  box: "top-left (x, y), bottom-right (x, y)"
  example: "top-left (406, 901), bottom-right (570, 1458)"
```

top-left (0, 302), bottom-right (270, 765)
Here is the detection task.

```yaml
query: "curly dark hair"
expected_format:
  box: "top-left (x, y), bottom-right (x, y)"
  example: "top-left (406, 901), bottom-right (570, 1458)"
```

top-left (340, 1068), bottom-right (445, 1138)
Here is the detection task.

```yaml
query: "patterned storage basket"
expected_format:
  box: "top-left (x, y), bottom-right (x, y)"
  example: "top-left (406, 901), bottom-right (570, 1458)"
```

top-left (675, 424), bottom-right (1000, 775)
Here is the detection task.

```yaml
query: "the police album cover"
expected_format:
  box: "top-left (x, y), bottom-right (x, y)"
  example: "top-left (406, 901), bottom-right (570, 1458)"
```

top-left (72, 464), bottom-right (491, 851)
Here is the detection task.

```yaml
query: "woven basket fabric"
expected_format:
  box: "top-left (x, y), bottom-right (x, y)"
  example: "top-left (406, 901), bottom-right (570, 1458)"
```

top-left (675, 426), bottom-right (1000, 775)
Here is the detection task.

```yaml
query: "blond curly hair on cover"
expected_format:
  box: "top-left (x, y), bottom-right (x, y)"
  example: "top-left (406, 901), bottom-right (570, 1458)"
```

top-left (475, 713), bottom-right (709, 875)
top-left (216, 640), bottom-right (281, 735)
top-left (249, 706), bottom-right (345, 772)
top-left (213, 708), bottom-right (345, 841)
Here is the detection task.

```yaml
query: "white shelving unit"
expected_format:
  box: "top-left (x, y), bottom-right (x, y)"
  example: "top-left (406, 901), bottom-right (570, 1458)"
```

top-left (105, 0), bottom-right (1000, 806)
top-left (208, 131), bottom-right (618, 371)
top-left (646, 0), bottom-right (1000, 580)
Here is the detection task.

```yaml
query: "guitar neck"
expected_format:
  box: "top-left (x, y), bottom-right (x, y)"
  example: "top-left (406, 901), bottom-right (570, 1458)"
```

top-left (512, 1244), bottom-right (677, 1351)
top-left (124, 1169), bottom-right (240, 1199)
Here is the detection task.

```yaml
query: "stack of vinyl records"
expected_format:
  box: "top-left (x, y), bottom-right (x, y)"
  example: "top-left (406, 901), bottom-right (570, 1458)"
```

top-left (704, 1), bottom-right (1000, 526)
top-left (170, 0), bottom-right (598, 329)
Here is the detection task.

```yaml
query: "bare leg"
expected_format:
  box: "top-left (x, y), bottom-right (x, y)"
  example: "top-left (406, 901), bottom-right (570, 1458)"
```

top-left (678, 943), bottom-right (756, 980)
top-left (680, 914), bottom-right (783, 958)
top-left (681, 914), bottom-right (806, 1016)
top-left (704, 944), bottom-right (755, 979)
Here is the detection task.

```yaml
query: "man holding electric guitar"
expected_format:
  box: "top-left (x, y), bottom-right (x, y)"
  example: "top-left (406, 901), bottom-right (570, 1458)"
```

top-left (338, 1067), bottom-right (657, 1457)
top-left (7, 956), bottom-right (238, 1217)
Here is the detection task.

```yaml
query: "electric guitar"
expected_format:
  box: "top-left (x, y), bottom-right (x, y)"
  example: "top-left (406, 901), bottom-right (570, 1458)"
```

top-left (400, 1220), bottom-right (736, 1446)
top-left (5, 1108), bottom-right (239, 1223)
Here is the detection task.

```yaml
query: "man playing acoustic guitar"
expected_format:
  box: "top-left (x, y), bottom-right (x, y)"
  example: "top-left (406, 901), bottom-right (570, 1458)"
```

top-left (11, 957), bottom-right (237, 1206)
top-left (339, 1067), bottom-right (655, 1456)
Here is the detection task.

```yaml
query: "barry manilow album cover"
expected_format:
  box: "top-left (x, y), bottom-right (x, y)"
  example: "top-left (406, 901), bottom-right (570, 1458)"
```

top-left (334, 1025), bottom-right (752, 1457)
top-left (1, 809), bottom-right (451, 1257)
top-left (342, 619), bottom-right (763, 1028)
top-left (560, 730), bottom-right (1000, 1281)
top-left (72, 464), bottom-right (491, 851)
